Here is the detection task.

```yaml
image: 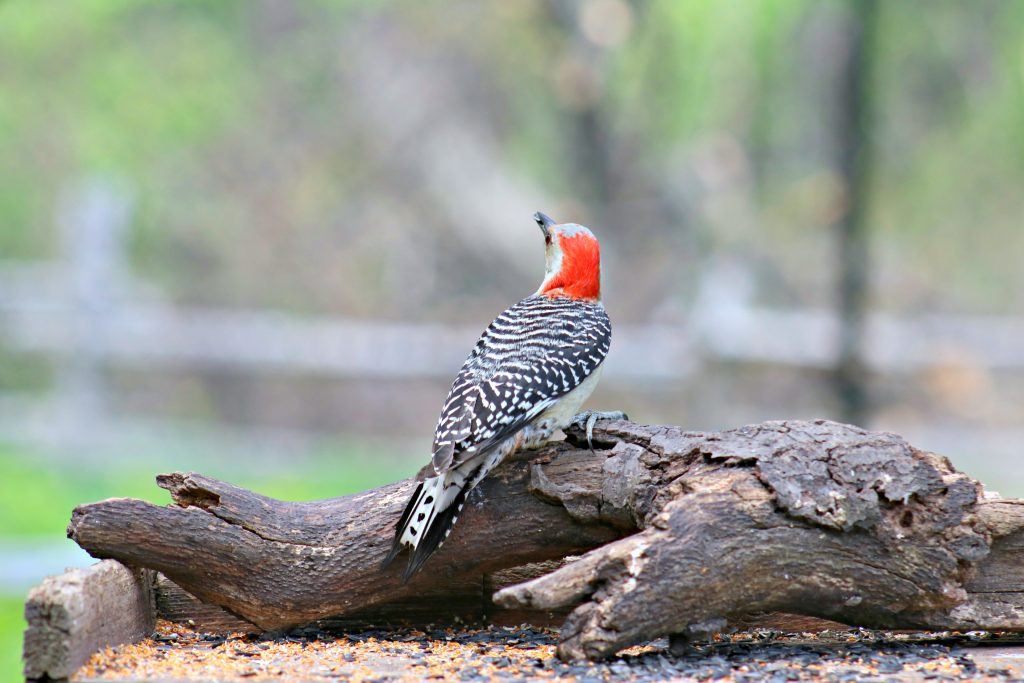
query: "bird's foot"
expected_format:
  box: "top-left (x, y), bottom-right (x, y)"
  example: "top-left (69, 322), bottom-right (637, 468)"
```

top-left (569, 410), bottom-right (629, 453)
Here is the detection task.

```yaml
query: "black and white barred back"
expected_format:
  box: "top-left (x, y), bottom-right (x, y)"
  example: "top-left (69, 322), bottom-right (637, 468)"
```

top-left (383, 294), bottom-right (612, 579)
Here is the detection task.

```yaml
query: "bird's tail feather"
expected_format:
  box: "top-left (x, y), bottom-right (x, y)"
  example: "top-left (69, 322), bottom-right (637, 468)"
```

top-left (381, 480), bottom-right (426, 570)
top-left (382, 467), bottom-right (477, 581)
top-left (403, 485), bottom-right (468, 580)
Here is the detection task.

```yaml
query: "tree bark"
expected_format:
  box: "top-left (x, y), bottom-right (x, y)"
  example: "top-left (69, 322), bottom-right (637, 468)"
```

top-left (68, 442), bottom-right (626, 632)
top-left (68, 419), bottom-right (1024, 661)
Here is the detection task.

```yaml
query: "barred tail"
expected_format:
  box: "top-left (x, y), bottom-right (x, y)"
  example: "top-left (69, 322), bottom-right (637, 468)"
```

top-left (381, 480), bottom-right (429, 570)
top-left (381, 472), bottom-right (469, 581)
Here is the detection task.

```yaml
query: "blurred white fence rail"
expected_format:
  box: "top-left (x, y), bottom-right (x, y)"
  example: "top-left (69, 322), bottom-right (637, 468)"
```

top-left (1, 178), bottom-right (1024, 451)
top-left (5, 295), bottom-right (1024, 380)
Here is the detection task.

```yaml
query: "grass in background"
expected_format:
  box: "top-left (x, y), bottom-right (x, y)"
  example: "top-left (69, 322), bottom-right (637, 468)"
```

top-left (0, 438), bottom-right (418, 538)
top-left (0, 444), bottom-right (170, 538)
top-left (1, 595), bottom-right (25, 683)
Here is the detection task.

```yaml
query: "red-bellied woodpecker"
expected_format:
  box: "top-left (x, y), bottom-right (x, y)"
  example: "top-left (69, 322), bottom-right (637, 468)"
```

top-left (382, 211), bottom-right (625, 580)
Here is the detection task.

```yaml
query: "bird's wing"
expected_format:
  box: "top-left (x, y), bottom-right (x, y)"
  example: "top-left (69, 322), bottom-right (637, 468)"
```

top-left (430, 295), bottom-right (611, 475)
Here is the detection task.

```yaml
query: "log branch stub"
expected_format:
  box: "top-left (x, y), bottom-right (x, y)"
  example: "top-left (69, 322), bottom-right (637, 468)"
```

top-left (66, 419), bottom-right (1024, 662)
top-left (68, 446), bottom-right (625, 631)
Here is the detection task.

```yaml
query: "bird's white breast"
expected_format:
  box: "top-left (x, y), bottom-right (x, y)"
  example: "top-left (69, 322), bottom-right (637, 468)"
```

top-left (537, 363), bottom-right (605, 429)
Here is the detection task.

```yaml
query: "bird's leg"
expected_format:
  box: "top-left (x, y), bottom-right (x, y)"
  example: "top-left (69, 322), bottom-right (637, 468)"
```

top-left (569, 410), bottom-right (629, 453)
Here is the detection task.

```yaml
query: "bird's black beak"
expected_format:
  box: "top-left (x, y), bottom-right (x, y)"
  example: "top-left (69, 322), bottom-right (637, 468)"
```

top-left (534, 211), bottom-right (557, 238)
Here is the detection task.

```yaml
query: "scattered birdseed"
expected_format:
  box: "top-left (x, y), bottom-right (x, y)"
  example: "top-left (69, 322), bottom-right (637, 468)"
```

top-left (73, 620), bottom-right (1024, 682)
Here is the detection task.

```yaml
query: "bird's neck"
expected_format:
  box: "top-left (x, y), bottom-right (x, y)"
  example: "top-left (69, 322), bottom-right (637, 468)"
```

top-left (538, 235), bottom-right (601, 301)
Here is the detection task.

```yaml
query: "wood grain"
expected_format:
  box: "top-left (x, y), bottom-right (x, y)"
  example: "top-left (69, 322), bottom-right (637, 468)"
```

top-left (23, 560), bottom-right (155, 681)
top-left (69, 445), bottom-right (624, 631)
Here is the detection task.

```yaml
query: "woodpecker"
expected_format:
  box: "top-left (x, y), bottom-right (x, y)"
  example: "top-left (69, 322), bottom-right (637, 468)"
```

top-left (382, 211), bottom-right (623, 580)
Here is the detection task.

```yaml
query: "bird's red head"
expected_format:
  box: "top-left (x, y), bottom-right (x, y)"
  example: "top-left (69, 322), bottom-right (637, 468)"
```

top-left (533, 212), bottom-right (601, 302)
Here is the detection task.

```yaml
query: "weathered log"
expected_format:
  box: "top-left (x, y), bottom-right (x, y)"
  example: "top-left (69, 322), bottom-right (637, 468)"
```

top-left (68, 445), bottom-right (626, 631)
top-left (68, 419), bottom-right (1024, 661)
top-left (495, 420), bottom-right (1024, 659)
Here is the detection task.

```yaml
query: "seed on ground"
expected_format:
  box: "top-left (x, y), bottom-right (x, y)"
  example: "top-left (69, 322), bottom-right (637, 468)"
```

top-left (76, 620), bottom-right (1024, 682)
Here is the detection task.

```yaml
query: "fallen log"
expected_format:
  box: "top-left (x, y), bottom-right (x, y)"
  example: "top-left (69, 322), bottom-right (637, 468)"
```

top-left (68, 419), bottom-right (1024, 661)
top-left (496, 420), bottom-right (1024, 659)
top-left (68, 442), bottom-right (626, 631)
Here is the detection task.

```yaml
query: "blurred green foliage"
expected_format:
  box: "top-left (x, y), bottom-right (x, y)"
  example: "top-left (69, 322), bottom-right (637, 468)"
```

top-left (0, 349), bottom-right (50, 395)
top-left (0, 439), bottom-right (416, 539)
top-left (2, 1), bottom-right (1023, 313)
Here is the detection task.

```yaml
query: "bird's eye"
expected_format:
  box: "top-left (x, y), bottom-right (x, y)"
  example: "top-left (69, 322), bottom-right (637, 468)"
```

top-left (545, 234), bottom-right (552, 246)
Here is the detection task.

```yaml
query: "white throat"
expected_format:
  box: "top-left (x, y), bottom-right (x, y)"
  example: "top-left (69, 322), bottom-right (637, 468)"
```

top-left (535, 244), bottom-right (563, 294)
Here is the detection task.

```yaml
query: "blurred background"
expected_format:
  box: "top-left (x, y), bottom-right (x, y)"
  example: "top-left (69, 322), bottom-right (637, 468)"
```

top-left (3, 0), bottom-right (1024, 677)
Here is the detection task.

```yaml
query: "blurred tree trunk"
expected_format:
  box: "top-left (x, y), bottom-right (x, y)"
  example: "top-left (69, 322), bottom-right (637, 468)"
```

top-left (831, 0), bottom-right (878, 426)
top-left (548, 0), bottom-right (617, 225)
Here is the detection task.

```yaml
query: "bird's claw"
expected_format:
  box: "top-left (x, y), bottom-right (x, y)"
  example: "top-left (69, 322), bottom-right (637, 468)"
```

top-left (570, 410), bottom-right (629, 453)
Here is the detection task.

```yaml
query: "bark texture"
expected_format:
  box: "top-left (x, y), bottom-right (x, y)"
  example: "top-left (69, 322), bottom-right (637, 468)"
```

top-left (496, 420), bottom-right (1024, 659)
top-left (68, 445), bottom-right (624, 631)
top-left (67, 419), bottom-right (1024, 661)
